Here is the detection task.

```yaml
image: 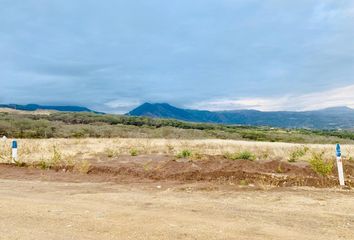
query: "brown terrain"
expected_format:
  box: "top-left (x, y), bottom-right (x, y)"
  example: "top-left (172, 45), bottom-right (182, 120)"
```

top-left (1, 155), bottom-right (354, 239)
top-left (2, 154), bottom-right (354, 187)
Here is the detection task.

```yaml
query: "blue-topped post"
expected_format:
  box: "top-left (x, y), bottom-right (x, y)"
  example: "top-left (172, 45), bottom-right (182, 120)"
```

top-left (335, 144), bottom-right (345, 186)
top-left (12, 140), bottom-right (18, 163)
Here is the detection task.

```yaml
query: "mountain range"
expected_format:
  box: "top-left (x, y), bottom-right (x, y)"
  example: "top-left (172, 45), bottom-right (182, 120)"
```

top-left (1, 102), bottom-right (354, 129)
top-left (0, 104), bottom-right (95, 113)
top-left (128, 103), bottom-right (354, 129)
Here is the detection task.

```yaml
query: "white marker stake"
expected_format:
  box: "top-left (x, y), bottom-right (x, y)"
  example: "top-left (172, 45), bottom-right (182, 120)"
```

top-left (335, 144), bottom-right (345, 186)
top-left (12, 140), bottom-right (18, 163)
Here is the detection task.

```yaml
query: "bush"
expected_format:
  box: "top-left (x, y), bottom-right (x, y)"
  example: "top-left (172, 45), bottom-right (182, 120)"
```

top-left (176, 149), bottom-right (192, 159)
top-left (105, 148), bottom-right (115, 158)
top-left (288, 146), bottom-right (309, 162)
top-left (224, 150), bottom-right (255, 161)
top-left (130, 148), bottom-right (139, 156)
top-left (38, 159), bottom-right (51, 170)
top-left (309, 151), bottom-right (333, 176)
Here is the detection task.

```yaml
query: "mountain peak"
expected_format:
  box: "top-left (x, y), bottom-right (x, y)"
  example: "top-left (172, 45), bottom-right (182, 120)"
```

top-left (128, 102), bottom-right (354, 129)
top-left (128, 102), bottom-right (189, 119)
top-left (140, 102), bottom-right (175, 108)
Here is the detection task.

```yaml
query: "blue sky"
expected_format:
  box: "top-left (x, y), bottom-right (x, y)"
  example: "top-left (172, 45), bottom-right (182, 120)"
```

top-left (1, 0), bottom-right (354, 113)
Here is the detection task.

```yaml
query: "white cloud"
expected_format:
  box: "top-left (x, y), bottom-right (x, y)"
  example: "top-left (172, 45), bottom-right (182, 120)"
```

top-left (104, 99), bottom-right (141, 114)
top-left (188, 84), bottom-right (354, 111)
top-left (310, 1), bottom-right (354, 27)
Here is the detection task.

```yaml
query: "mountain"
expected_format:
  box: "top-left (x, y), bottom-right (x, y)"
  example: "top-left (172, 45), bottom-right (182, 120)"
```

top-left (0, 104), bottom-right (96, 113)
top-left (128, 102), bottom-right (218, 122)
top-left (128, 103), bottom-right (354, 129)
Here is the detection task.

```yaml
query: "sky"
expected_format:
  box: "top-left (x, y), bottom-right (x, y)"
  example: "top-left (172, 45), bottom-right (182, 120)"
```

top-left (1, 0), bottom-right (354, 113)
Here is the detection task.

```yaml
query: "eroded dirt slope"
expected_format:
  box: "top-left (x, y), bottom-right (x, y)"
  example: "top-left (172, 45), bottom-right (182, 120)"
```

top-left (2, 154), bottom-right (354, 187)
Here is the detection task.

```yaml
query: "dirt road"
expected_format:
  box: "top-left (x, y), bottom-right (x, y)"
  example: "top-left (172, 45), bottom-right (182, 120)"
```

top-left (1, 178), bottom-right (354, 240)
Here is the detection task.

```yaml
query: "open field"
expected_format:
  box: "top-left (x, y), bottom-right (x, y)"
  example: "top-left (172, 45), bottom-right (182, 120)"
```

top-left (1, 138), bottom-right (354, 164)
top-left (1, 179), bottom-right (354, 240)
top-left (1, 138), bottom-right (354, 188)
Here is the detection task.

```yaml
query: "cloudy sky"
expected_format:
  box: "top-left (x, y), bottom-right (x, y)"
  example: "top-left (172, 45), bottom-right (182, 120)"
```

top-left (1, 0), bottom-right (354, 113)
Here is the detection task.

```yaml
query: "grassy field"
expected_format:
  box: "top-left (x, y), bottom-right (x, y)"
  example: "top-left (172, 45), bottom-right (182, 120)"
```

top-left (1, 138), bottom-right (353, 165)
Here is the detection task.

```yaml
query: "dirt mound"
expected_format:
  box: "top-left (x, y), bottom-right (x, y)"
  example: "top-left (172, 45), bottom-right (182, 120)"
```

top-left (2, 155), bottom-right (354, 188)
top-left (87, 155), bottom-right (354, 187)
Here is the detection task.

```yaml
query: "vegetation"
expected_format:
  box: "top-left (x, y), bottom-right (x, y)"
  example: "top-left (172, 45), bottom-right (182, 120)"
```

top-left (176, 150), bottom-right (192, 159)
top-left (309, 151), bottom-right (334, 176)
top-left (0, 138), bottom-right (352, 177)
top-left (36, 147), bottom-right (70, 170)
top-left (0, 111), bottom-right (354, 144)
top-left (224, 151), bottom-right (255, 161)
top-left (13, 160), bottom-right (26, 167)
top-left (288, 146), bottom-right (309, 162)
top-left (130, 148), bottom-right (139, 156)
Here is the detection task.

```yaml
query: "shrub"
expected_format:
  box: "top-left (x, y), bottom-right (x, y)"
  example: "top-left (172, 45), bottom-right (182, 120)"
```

top-left (224, 150), bottom-right (255, 161)
top-left (105, 148), bottom-right (115, 158)
top-left (239, 179), bottom-right (248, 186)
top-left (38, 159), bottom-right (50, 170)
top-left (36, 147), bottom-right (69, 170)
top-left (130, 148), bottom-right (139, 156)
top-left (35, 147), bottom-right (62, 170)
top-left (176, 149), bottom-right (192, 159)
top-left (309, 151), bottom-right (333, 176)
top-left (288, 146), bottom-right (309, 162)
top-left (237, 151), bottom-right (255, 160)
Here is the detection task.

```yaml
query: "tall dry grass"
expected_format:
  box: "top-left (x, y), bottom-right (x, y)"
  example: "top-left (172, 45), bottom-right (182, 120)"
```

top-left (0, 138), bottom-right (353, 164)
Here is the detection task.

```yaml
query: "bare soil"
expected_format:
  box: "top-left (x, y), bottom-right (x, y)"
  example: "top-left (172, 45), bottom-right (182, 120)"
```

top-left (1, 179), bottom-right (354, 240)
top-left (1, 155), bottom-right (354, 239)
top-left (93, 154), bottom-right (354, 187)
top-left (2, 154), bottom-right (354, 187)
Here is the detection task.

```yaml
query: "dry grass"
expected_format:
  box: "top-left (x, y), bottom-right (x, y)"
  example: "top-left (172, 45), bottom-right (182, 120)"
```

top-left (0, 138), bottom-right (353, 165)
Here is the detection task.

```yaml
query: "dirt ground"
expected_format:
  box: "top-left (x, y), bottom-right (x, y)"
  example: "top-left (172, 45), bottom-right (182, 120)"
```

top-left (1, 155), bottom-right (354, 239)
top-left (1, 177), bottom-right (354, 240)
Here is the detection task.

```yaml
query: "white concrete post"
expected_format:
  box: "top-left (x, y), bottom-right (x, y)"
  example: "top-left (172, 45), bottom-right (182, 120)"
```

top-left (12, 140), bottom-right (18, 163)
top-left (335, 144), bottom-right (345, 186)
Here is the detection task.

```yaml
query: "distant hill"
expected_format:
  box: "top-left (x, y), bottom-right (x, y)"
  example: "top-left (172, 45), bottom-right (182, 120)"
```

top-left (0, 104), bottom-right (96, 113)
top-left (128, 103), bottom-right (354, 129)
